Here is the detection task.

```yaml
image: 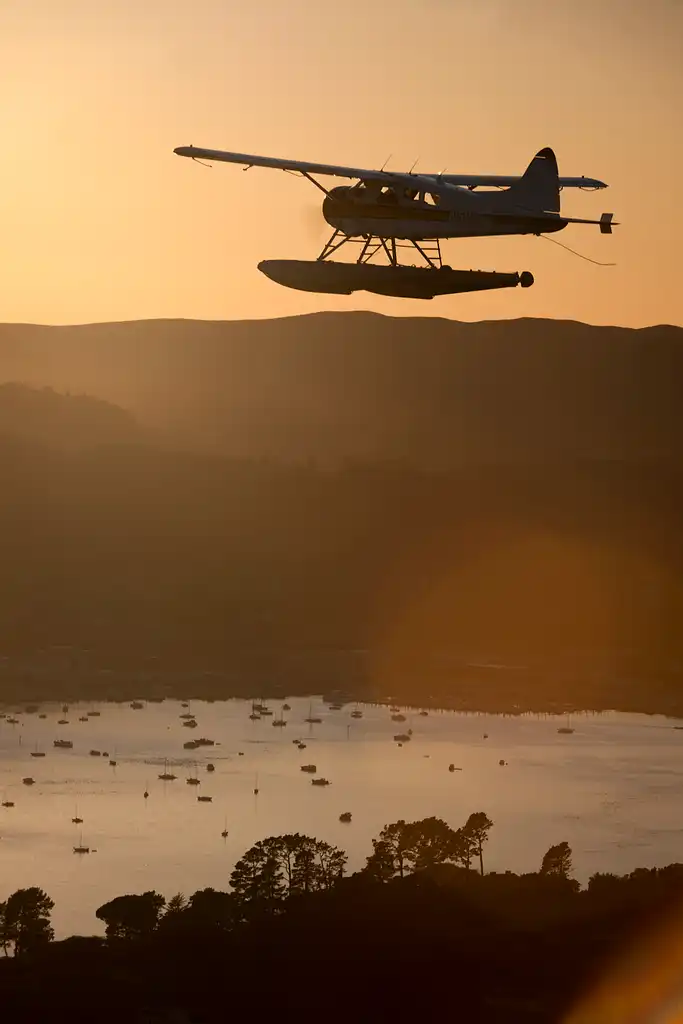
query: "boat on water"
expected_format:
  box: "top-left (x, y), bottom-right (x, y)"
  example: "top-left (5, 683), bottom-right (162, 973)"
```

top-left (297, 743), bottom-right (307, 750)
top-left (304, 702), bottom-right (323, 725)
top-left (57, 719), bottom-right (69, 725)
top-left (54, 739), bottom-right (73, 749)
top-left (73, 832), bottom-right (89, 854)
top-left (206, 763), bottom-right (215, 772)
top-left (391, 714), bottom-right (407, 723)
top-left (130, 701), bottom-right (144, 710)
top-left (557, 727), bottom-right (575, 735)
top-left (22, 777), bottom-right (35, 786)
top-left (30, 747), bottom-right (46, 758)
top-left (339, 812), bottom-right (352, 823)
top-left (183, 719), bottom-right (198, 728)
top-left (72, 805), bottom-right (83, 824)
top-left (2, 799), bottom-right (15, 807)
top-left (197, 795), bottom-right (212, 802)
top-left (79, 716), bottom-right (89, 722)
top-left (272, 718), bottom-right (287, 727)
top-left (187, 765), bottom-right (201, 785)
top-left (394, 733), bottom-right (411, 742)
top-left (109, 759), bottom-right (117, 766)
top-left (311, 777), bottom-right (330, 787)
top-left (180, 712), bottom-right (195, 720)
top-left (350, 709), bottom-right (363, 719)
top-left (300, 764), bottom-right (317, 773)
top-left (282, 703), bottom-right (291, 711)
top-left (419, 710), bottom-right (429, 717)
top-left (221, 815), bottom-right (229, 838)
top-left (87, 711), bottom-right (101, 717)
top-left (158, 760), bottom-right (177, 781)
top-left (89, 750), bottom-right (102, 757)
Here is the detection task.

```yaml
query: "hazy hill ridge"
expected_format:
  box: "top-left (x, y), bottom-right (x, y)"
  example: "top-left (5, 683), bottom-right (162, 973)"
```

top-left (1, 315), bottom-right (682, 710)
top-left (0, 313), bottom-right (681, 464)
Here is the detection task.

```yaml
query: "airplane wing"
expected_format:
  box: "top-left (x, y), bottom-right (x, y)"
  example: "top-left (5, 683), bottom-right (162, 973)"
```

top-left (173, 146), bottom-right (428, 189)
top-left (173, 146), bottom-right (608, 190)
top-left (437, 173), bottom-right (607, 189)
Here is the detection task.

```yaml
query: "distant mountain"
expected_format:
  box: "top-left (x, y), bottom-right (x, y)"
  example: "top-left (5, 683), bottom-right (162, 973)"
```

top-left (1, 315), bottom-right (682, 710)
top-left (0, 313), bottom-right (681, 464)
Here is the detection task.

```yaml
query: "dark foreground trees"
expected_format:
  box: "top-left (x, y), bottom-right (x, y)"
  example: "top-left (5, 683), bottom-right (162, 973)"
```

top-left (363, 812), bottom-right (494, 880)
top-left (463, 812), bottom-right (494, 875)
top-left (6, 855), bottom-right (683, 1024)
top-left (7, 827), bottom-right (683, 1024)
top-left (541, 841), bottom-right (574, 879)
top-left (95, 891), bottom-right (165, 941)
top-left (230, 833), bottom-right (347, 917)
top-left (0, 888), bottom-right (54, 956)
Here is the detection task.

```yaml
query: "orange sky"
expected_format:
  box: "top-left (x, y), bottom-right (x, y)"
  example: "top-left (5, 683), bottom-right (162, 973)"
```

top-left (0, 0), bottom-right (680, 327)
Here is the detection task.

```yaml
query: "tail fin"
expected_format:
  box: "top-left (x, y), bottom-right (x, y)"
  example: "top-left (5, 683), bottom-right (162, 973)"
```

top-left (508, 147), bottom-right (560, 214)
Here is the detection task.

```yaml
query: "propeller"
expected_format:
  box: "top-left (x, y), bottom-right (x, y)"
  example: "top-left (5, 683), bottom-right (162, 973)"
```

top-left (300, 199), bottom-right (329, 243)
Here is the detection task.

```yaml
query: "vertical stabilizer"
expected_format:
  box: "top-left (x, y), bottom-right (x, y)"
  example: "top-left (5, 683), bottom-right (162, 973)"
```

top-left (508, 148), bottom-right (560, 213)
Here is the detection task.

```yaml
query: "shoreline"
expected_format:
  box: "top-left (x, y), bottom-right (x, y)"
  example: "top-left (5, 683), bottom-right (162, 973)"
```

top-left (2, 647), bottom-right (682, 719)
top-left (1, 676), bottom-right (683, 721)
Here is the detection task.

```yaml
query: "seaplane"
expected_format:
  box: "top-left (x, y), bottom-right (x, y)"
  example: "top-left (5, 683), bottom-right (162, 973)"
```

top-left (173, 144), bottom-right (615, 299)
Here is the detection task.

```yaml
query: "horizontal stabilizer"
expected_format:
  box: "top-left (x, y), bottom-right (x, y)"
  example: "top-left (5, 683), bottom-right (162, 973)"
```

top-left (600, 212), bottom-right (614, 235)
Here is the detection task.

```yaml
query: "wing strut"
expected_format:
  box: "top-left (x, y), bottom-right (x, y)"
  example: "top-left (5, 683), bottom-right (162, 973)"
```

top-left (299, 171), bottom-right (336, 198)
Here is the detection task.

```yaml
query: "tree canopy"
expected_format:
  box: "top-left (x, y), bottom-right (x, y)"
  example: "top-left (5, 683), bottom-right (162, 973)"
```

top-left (0, 887), bottom-right (54, 957)
top-left (96, 891), bottom-right (166, 941)
top-left (541, 842), bottom-right (574, 879)
top-left (230, 834), bottom-right (347, 916)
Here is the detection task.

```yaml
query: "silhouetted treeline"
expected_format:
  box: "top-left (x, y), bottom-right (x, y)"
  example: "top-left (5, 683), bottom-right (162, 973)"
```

top-left (2, 816), bottom-right (683, 1023)
top-left (0, 387), bottom-right (683, 710)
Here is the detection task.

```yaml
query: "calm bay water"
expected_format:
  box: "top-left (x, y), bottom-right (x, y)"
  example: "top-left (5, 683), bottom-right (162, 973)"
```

top-left (1, 697), bottom-right (683, 938)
